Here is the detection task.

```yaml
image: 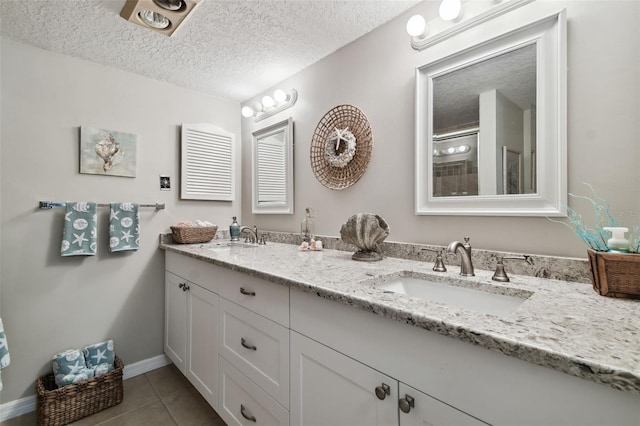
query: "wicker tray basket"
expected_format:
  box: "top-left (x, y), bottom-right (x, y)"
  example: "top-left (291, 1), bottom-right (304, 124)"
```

top-left (36, 356), bottom-right (124, 426)
top-left (587, 249), bottom-right (640, 299)
top-left (171, 225), bottom-right (218, 244)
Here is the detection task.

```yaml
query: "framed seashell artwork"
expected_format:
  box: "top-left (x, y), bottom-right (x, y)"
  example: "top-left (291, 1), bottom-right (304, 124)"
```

top-left (80, 126), bottom-right (137, 178)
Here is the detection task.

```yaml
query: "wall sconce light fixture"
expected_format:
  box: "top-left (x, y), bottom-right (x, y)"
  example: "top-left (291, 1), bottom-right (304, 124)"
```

top-left (439, 0), bottom-right (463, 22)
top-left (407, 0), bottom-right (533, 51)
top-left (406, 15), bottom-right (428, 40)
top-left (242, 89), bottom-right (298, 122)
top-left (120, 0), bottom-right (202, 36)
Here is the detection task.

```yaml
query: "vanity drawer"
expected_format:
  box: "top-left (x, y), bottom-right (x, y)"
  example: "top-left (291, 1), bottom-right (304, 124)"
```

top-left (218, 356), bottom-right (289, 426)
top-left (165, 251), bottom-right (220, 294)
top-left (215, 265), bottom-right (289, 326)
top-left (219, 298), bottom-right (289, 408)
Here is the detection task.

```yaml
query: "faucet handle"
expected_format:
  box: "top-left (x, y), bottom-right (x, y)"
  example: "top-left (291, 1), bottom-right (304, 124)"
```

top-left (420, 248), bottom-right (447, 272)
top-left (492, 255), bottom-right (533, 282)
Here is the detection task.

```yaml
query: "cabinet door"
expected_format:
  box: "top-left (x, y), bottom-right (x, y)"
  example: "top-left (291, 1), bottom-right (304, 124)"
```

top-left (165, 271), bottom-right (187, 373)
top-left (291, 331), bottom-right (397, 426)
top-left (398, 383), bottom-right (488, 426)
top-left (187, 283), bottom-right (219, 409)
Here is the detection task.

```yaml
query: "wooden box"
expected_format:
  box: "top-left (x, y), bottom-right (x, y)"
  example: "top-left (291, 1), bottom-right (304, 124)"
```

top-left (587, 249), bottom-right (640, 299)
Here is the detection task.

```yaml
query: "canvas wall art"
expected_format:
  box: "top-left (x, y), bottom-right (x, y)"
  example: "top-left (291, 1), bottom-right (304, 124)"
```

top-left (80, 126), bottom-right (137, 177)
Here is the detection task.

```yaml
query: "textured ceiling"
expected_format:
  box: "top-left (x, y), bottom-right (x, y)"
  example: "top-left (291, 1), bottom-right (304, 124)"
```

top-left (0, 0), bottom-right (421, 102)
top-left (434, 43), bottom-right (537, 133)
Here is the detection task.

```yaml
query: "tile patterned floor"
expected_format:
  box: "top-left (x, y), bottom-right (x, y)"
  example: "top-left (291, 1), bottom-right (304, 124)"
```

top-left (2, 364), bottom-right (226, 426)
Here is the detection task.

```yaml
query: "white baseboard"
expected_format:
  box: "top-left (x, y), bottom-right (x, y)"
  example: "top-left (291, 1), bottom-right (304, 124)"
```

top-left (0, 354), bottom-right (172, 422)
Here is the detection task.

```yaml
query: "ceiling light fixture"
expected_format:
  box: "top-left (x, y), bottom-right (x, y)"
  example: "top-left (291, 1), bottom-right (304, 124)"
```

top-left (137, 10), bottom-right (170, 29)
top-left (242, 89), bottom-right (298, 122)
top-left (120, 0), bottom-right (202, 36)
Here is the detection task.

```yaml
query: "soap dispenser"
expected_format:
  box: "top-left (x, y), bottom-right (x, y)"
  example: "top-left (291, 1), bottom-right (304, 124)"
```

top-left (300, 208), bottom-right (316, 243)
top-left (230, 216), bottom-right (241, 242)
top-left (603, 227), bottom-right (630, 253)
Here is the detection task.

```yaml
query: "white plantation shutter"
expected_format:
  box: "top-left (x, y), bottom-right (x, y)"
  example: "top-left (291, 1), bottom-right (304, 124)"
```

top-left (257, 136), bottom-right (286, 204)
top-left (251, 118), bottom-right (294, 214)
top-left (181, 123), bottom-right (235, 201)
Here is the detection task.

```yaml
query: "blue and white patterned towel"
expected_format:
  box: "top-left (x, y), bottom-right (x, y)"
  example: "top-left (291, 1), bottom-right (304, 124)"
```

top-left (0, 318), bottom-right (10, 391)
top-left (83, 339), bottom-right (115, 372)
top-left (110, 203), bottom-right (139, 252)
top-left (52, 349), bottom-right (95, 387)
top-left (61, 202), bottom-right (97, 256)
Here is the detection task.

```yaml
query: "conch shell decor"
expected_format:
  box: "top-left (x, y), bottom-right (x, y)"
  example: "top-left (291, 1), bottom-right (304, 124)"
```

top-left (339, 213), bottom-right (390, 262)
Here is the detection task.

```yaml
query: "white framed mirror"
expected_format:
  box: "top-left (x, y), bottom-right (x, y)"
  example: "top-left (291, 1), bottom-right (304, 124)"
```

top-left (252, 117), bottom-right (294, 214)
top-left (415, 9), bottom-right (566, 216)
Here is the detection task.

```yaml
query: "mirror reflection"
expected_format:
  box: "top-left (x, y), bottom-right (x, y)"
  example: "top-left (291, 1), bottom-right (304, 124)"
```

top-left (432, 43), bottom-right (537, 197)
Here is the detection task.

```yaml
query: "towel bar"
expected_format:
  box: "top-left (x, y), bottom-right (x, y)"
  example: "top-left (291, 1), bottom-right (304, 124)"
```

top-left (39, 201), bottom-right (165, 210)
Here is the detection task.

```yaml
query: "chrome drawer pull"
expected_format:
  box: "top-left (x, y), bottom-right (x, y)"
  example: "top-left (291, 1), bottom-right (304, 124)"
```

top-left (241, 337), bottom-right (257, 351)
top-left (240, 404), bottom-right (257, 422)
top-left (240, 287), bottom-right (256, 296)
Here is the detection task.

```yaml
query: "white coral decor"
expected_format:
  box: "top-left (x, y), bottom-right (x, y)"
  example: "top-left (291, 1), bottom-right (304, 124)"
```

top-left (325, 127), bottom-right (356, 168)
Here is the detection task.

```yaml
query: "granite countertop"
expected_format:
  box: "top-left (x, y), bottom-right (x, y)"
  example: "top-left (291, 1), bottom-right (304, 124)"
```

top-left (160, 240), bottom-right (640, 396)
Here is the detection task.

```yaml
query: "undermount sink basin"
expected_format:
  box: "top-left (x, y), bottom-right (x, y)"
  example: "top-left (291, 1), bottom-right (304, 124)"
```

top-left (204, 241), bottom-right (264, 251)
top-left (374, 272), bottom-right (532, 316)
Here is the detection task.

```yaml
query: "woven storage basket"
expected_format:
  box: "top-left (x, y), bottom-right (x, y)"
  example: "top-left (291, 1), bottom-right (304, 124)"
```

top-left (587, 249), bottom-right (640, 299)
top-left (36, 356), bottom-right (124, 426)
top-left (171, 225), bottom-right (218, 244)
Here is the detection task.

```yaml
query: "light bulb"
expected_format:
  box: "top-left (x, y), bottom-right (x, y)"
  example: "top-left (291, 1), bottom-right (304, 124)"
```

top-left (406, 15), bottom-right (427, 38)
top-left (262, 95), bottom-right (275, 109)
top-left (137, 10), bottom-right (170, 29)
top-left (439, 0), bottom-right (462, 22)
top-left (252, 101), bottom-right (263, 113)
top-left (447, 147), bottom-right (456, 154)
top-left (273, 89), bottom-right (288, 103)
top-left (241, 106), bottom-right (254, 118)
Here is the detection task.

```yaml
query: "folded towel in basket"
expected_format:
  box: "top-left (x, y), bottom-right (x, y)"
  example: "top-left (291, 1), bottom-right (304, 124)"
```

top-left (110, 203), bottom-right (140, 252)
top-left (61, 202), bottom-right (97, 256)
top-left (83, 339), bottom-right (115, 371)
top-left (0, 318), bottom-right (10, 391)
top-left (52, 349), bottom-right (87, 376)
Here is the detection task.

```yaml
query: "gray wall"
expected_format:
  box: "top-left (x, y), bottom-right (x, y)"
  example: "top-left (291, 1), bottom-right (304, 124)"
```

top-left (0, 39), bottom-right (241, 402)
top-left (240, 1), bottom-right (640, 259)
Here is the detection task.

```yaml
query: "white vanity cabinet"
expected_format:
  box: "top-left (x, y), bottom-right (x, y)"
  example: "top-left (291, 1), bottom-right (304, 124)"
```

top-left (165, 253), bottom-right (220, 409)
top-left (290, 331), bottom-right (486, 426)
top-left (164, 250), bottom-right (640, 426)
top-left (290, 289), bottom-right (640, 426)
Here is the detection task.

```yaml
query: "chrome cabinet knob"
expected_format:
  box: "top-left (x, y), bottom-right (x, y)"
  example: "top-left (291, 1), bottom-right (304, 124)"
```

top-left (375, 383), bottom-right (391, 400)
top-left (399, 394), bottom-right (415, 413)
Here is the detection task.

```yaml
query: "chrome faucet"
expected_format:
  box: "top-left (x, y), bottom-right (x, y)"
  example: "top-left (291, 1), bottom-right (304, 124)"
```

top-left (447, 240), bottom-right (475, 277)
top-left (239, 225), bottom-right (259, 244)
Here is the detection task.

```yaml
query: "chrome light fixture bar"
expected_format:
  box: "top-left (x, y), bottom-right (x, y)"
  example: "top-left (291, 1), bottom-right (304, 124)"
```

top-left (242, 89), bottom-right (298, 122)
top-left (120, 0), bottom-right (202, 36)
